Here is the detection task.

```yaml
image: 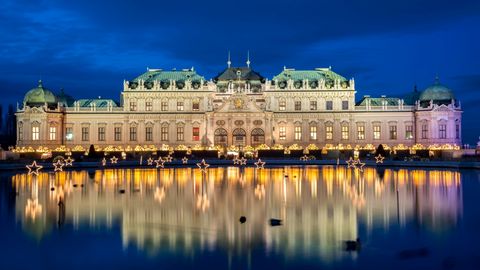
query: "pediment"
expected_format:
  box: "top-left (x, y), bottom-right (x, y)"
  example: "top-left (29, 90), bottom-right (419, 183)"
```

top-left (432, 104), bottom-right (453, 112)
top-left (214, 94), bottom-right (265, 113)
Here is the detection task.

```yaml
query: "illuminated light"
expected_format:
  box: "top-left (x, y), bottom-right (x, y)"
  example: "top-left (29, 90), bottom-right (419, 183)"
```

top-left (196, 159), bottom-right (210, 173)
top-left (306, 144), bottom-right (319, 150)
top-left (182, 156), bottom-right (189, 164)
top-left (53, 160), bottom-right (64, 172)
top-left (233, 156), bottom-right (240, 165)
top-left (26, 161), bottom-right (43, 175)
top-left (163, 155), bottom-right (173, 162)
top-left (300, 155), bottom-right (309, 161)
top-left (110, 156), bottom-right (118, 164)
top-left (196, 194), bottom-right (210, 212)
top-left (254, 159), bottom-right (266, 169)
top-left (154, 187), bottom-right (166, 203)
top-left (192, 144), bottom-right (204, 150)
top-left (147, 157), bottom-right (154, 165)
top-left (64, 156), bottom-right (74, 166)
top-left (254, 184), bottom-right (265, 199)
top-left (155, 158), bottom-right (165, 168)
top-left (356, 160), bottom-right (366, 172)
top-left (175, 144), bottom-right (188, 151)
top-left (255, 144), bottom-right (270, 150)
top-left (288, 144), bottom-right (303, 150)
top-left (101, 157), bottom-right (107, 166)
top-left (25, 198), bottom-right (42, 221)
top-left (375, 155), bottom-right (385, 164)
top-left (346, 157), bottom-right (356, 168)
top-left (238, 157), bottom-right (247, 165)
top-left (72, 145), bottom-right (85, 152)
top-left (271, 144), bottom-right (284, 150)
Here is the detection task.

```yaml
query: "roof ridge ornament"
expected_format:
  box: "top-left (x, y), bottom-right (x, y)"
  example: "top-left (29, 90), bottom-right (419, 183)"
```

top-left (38, 79), bottom-right (43, 88)
top-left (227, 51), bottom-right (231, 68)
top-left (246, 50), bottom-right (251, 68)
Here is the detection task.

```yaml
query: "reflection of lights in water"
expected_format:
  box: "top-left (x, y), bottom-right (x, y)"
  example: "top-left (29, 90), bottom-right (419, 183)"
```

top-left (25, 198), bottom-right (42, 221)
top-left (154, 187), bottom-right (165, 203)
top-left (196, 194), bottom-right (210, 212)
top-left (254, 184), bottom-right (265, 199)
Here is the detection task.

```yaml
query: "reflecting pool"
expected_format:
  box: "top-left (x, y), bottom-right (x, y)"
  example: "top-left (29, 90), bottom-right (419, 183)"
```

top-left (1, 166), bottom-right (480, 269)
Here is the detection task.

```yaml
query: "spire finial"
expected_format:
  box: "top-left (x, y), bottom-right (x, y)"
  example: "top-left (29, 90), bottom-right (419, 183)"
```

top-left (227, 51), bottom-right (231, 68)
top-left (38, 79), bottom-right (43, 88)
top-left (434, 74), bottom-right (439, 84)
top-left (246, 50), bottom-right (251, 68)
top-left (413, 83), bottom-right (418, 92)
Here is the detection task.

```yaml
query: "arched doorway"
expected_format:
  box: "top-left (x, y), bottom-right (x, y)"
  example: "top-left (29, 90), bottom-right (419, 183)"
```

top-left (214, 128), bottom-right (228, 145)
top-left (232, 128), bottom-right (246, 146)
top-left (251, 128), bottom-right (265, 146)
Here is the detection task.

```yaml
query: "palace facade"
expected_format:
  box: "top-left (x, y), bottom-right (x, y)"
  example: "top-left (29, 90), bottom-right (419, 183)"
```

top-left (15, 61), bottom-right (462, 149)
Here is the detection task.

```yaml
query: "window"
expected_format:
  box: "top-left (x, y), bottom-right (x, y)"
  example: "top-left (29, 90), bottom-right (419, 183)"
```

top-left (279, 100), bottom-right (286, 111)
top-left (357, 125), bottom-right (365, 140)
top-left (114, 127), bottom-right (122, 141)
top-left (81, 127), bottom-right (89, 141)
top-left (32, 126), bottom-right (40, 141)
top-left (251, 128), bottom-right (265, 145)
top-left (145, 126), bottom-right (153, 141)
top-left (326, 100), bottom-right (333, 110)
top-left (161, 126), bottom-right (168, 141)
top-left (192, 100), bottom-right (200, 111)
top-left (192, 127), bottom-right (200, 141)
top-left (389, 125), bottom-right (397, 140)
top-left (130, 101), bottom-right (137, 111)
top-left (98, 127), bottom-right (105, 141)
top-left (294, 101), bottom-right (301, 111)
top-left (342, 100), bottom-right (349, 110)
top-left (129, 126), bottom-right (137, 141)
top-left (49, 126), bottom-right (56, 140)
top-left (161, 101), bottom-right (168, 111)
top-left (341, 125), bottom-right (349, 140)
top-left (455, 124), bottom-right (460, 139)
top-left (373, 125), bottom-right (381, 140)
top-left (294, 126), bottom-right (302, 140)
top-left (439, 124), bottom-right (447, 139)
top-left (421, 124), bottom-right (428, 139)
top-left (326, 125), bottom-right (333, 140)
top-left (177, 126), bottom-right (184, 141)
top-left (310, 100), bottom-right (317, 110)
top-left (405, 125), bottom-right (413, 140)
top-left (310, 126), bottom-right (317, 140)
top-left (18, 124), bottom-right (23, 141)
top-left (177, 101), bottom-right (184, 111)
top-left (66, 127), bottom-right (73, 141)
top-left (279, 126), bottom-right (286, 140)
top-left (145, 101), bottom-right (153, 111)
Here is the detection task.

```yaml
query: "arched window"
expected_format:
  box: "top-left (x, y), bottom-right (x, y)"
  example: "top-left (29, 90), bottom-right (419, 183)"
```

top-left (251, 128), bottom-right (265, 145)
top-left (214, 128), bottom-right (228, 145)
top-left (232, 128), bottom-right (246, 146)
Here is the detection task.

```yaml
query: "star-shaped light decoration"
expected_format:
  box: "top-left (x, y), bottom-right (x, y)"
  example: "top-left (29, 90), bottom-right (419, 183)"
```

top-left (197, 159), bottom-right (210, 173)
top-left (110, 156), bottom-right (118, 164)
top-left (155, 158), bottom-right (165, 168)
top-left (300, 155), bottom-right (309, 161)
top-left (26, 161), bottom-right (43, 176)
top-left (233, 156), bottom-right (240, 165)
top-left (53, 160), bottom-right (64, 172)
top-left (101, 157), bottom-right (107, 166)
top-left (182, 156), bottom-right (189, 164)
top-left (375, 154), bottom-right (385, 164)
top-left (356, 160), bottom-right (366, 172)
top-left (64, 156), bottom-right (74, 166)
top-left (147, 157), bottom-right (154, 165)
top-left (238, 157), bottom-right (247, 165)
top-left (154, 187), bottom-right (166, 203)
top-left (163, 155), bottom-right (173, 162)
top-left (346, 157), bottom-right (357, 168)
top-left (254, 159), bottom-right (266, 169)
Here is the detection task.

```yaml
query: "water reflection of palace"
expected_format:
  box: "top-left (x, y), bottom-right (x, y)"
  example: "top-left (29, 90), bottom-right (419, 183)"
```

top-left (12, 166), bottom-right (462, 262)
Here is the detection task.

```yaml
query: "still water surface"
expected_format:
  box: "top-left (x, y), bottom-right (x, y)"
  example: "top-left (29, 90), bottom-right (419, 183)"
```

top-left (1, 166), bottom-right (480, 269)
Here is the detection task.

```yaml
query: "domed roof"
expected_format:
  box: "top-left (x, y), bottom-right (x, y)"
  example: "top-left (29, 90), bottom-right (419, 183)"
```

top-left (419, 77), bottom-right (455, 102)
top-left (24, 80), bottom-right (57, 106)
top-left (56, 88), bottom-right (75, 107)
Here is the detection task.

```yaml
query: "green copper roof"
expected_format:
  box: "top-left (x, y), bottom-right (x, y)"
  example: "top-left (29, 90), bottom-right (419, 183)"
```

top-left (23, 80), bottom-right (57, 106)
top-left (132, 68), bottom-right (205, 83)
top-left (356, 97), bottom-right (401, 106)
top-left (75, 99), bottom-right (118, 107)
top-left (273, 68), bottom-right (347, 82)
top-left (419, 78), bottom-right (454, 101)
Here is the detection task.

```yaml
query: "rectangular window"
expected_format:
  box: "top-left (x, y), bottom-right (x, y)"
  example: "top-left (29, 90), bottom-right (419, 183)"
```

top-left (161, 126), bottom-right (169, 141)
top-left (310, 126), bottom-right (317, 140)
top-left (177, 101), bottom-right (184, 111)
top-left (310, 100), bottom-right (317, 110)
top-left (66, 127), bottom-right (73, 141)
top-left (294, 101), bottom-right (301, 111)
top-left (129, 127), bottom-right (137, 141)
top-left (389, 125), bottom-right (397, 140)
top-left (32, 126), bottom-right (40, 141)
top-left (421, 124), bottom-right (428, 139)
top-left (342, 100), bottom-right (349, 110)
top-left (326, 100), bottom-right (333, 110)
top-left (357, 125), bottom-right (365, 140)
top-left (405, 125), bottom-right (413, 140)
top-left (279, 100), bottom-right (286, 111)
top-left (341, 126), bottom-right (349, 140)
top-left (279, 127), bottom-right (286, 140)
top-left (177, 126), bottom-right (184, 141)
top-left (326, 126), bottom-right (333, 140)
top-left (373, 125), bottom-right (381, 140)
top-left (294, 126), bottom-right (302, 140)
top-left (81, 127), bottom-right (89, 141)
top-left (193, 127), bottom-right (200, 141)
top-left (455, 124), bottom-right (460, 139)
top-left (192, 101), bottom-right (200, 111)
top-left (145, 101), bottom-right (152, 111)
top-left (49, 126), bottom-right (56, 140)
top-left (114, 127), bottom-right (122, 141)
top-left (145, 126), bottom-right (153, 141)
top-left (130, 101), bottom-right (137, 111)
top-left (439, 124), bottom-right (447, 139)
top-left (98, 127), bottom-right (105, 141)
top-left (161, 101), bottom-right (168, 111)
top-left (18, 126), bottom-right (23, 141)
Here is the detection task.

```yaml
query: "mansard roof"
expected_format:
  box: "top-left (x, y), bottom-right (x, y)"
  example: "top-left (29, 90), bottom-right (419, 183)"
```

top-left (132, 68), bottom-right (205, 83)
top-left (213, 67), bottom-right (265, 83)
top-left (273, 68), bottom-right (347, 82)
top-left (75, 99), bottom-right (118, 107)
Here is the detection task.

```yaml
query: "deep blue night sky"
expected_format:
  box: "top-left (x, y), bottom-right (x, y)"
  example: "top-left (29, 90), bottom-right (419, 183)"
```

top-left (1, 0), bottom-right (479, 144)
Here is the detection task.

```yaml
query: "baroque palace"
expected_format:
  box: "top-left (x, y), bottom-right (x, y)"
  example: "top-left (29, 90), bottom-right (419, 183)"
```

top-left (15, 59), bottom-right (462, 151)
